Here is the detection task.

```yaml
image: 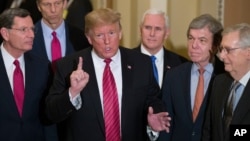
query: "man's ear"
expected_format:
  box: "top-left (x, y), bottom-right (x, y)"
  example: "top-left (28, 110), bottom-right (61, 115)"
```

top-left (0, 27), bottom-right (10, 41)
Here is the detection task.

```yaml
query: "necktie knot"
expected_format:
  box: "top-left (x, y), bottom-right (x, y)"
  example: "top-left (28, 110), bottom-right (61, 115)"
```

top-left (14, 60), bottom-right (20, 67)
top-left (151, 55), bottom-right (156, 62)
top-left (52, 31), bottom-right (57, 37)
top-left (104, 58), bottom-right (112, 65)
top-left (198, 68), bottom-right (205, 74)
top-left (231, 81), bottom-right (241, 91)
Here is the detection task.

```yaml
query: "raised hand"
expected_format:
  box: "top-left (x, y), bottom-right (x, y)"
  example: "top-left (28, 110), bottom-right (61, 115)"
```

top-left (69, 57), bottom-right (89, 97)
top-left (147, 106), bottom-right (171, 133)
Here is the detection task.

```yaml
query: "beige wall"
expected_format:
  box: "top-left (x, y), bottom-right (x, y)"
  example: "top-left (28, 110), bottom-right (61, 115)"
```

top-left (224, 0), bottom-right (250, 28)
top-left (91, 0), bottom-right (219, 58)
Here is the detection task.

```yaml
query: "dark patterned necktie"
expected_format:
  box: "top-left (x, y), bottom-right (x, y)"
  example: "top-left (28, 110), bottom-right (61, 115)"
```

top-left (223, 81), bottom-right (241, 133)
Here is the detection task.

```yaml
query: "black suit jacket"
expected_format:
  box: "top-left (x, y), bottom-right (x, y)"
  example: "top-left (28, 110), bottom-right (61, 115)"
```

top-left (30, 20), bottom-right (90, 61)
top-left (0, 50), bottom-right (53, 141)
top-left (2, 0), bottom-right (41, 23)
top-left (65, 0), bottom-right (93, 31)
top-left (158, 61), bottom-right (224, 141)
top-left (46, 47), bottom-right (164, 141)
top-left (202, 73), bottom-right (250, 141)
top-left (133, 46), bottom-right (188, 83)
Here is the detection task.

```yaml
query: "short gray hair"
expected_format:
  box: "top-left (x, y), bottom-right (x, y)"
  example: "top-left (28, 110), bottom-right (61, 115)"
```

top-left (222, 23), bottom-right (250, 48)
top-left (0, 8), bottom-right (30, 29)
top-left (140, 9), bottom-right (169, 28)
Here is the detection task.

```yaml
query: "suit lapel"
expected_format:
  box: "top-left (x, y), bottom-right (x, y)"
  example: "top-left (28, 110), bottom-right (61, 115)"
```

top-left (0, 50), bottom-right (20, 117)
top-left (82, 49), bottom-right (105, 134)
top-left (181, 63), bottom-right (194, 120)
top-left (64, 24), bottom-right (75, 55)
top-left (216, 75), bottom-right (233, 137)
top-left (233, 79), bottom-right (250, 123)
top-left (34, 21), bottom-right (49, 59)
top-left (119, 48), bottom-right (134, 133)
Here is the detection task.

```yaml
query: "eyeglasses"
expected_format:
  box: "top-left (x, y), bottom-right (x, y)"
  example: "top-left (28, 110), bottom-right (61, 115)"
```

top-left (9, 27), bottom-right (36, 33)
top-left (40, 1), bottom-right (63, 9)
top-left (218, 46), bottom-right (242, 54)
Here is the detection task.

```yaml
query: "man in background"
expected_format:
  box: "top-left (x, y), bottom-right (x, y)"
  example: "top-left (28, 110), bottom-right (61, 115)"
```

top-left (202, 23), bottom-right (250, 141)
top-left (133, 9), bottom-right (187, 88)
top-left (0, 8), bottom-right (55, 141)
top-left (158, 14), bottom-right (225, 141)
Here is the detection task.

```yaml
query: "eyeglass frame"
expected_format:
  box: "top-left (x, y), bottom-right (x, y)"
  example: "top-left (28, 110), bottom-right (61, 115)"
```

top-left (218, 46), bottom-right (242, 54)
top-left (8, 27), bottom-right (36, 33)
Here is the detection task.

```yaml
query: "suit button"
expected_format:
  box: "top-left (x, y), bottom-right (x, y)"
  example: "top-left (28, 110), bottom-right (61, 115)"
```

top-left (192, 132), bottom-right (196, 136)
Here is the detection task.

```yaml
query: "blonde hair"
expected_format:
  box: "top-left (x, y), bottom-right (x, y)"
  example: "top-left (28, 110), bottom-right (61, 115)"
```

top-left (84, 8), bottom-right (121, 34)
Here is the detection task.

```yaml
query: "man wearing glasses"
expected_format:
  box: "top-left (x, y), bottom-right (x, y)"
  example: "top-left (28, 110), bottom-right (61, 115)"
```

top-left (202, 23), bottom-right (250, 141)
top-left (0, 8), bottom-right (56, 141)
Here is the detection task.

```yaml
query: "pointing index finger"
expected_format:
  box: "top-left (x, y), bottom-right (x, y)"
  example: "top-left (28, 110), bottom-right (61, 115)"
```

top-left (77, 57), bottom-right (83, 70)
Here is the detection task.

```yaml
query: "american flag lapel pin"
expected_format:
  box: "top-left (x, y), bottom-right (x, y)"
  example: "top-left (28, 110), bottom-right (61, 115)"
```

top-left (127, 65), bottom-right (132, 69)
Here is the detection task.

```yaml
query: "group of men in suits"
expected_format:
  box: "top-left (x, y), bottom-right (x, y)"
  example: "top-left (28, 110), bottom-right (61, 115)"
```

top-left (45, 8), bottom-right (171, 141)
top-left (0, 0), bottom-right (93, 27)
top-left (158, 14), bottom-right (225, 141)
top-left (0, 8), bottom-right (52, 141)
top-left (1, 1), bottom-right (250, 141)
top-left (1, 0), bottom-right (89, 141)
top-left (202, 23), bottom-right (250, 141)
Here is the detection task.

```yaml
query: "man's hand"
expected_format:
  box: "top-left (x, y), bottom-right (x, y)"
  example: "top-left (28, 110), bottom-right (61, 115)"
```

top-left (69, 57), bottom-right (89, 97)
top-left (147, 106), bottom-right (171, 133)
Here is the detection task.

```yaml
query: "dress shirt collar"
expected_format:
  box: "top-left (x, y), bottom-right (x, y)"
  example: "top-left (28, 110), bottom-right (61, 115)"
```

top-left (91, 49), bottom-right (121, 66)
top-left (238, 70), bottom-right (250, 87)
top-left (1, 43), bottom-right (25, 70)
top-left (191, 62), bottom-right (213, 75)
top-left (140, 44), bottom-right (164, 63)
top-left (41, 19), bottom-right (65, 38)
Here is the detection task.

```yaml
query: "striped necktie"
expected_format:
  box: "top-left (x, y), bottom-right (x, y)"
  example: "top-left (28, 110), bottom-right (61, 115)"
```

top-left (103, 58), bottom-right (120, 141)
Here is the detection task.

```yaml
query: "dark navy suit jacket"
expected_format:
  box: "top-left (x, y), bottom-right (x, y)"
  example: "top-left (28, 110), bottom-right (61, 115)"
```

top-left (133, 46), bottom-right (188, 86)
top-left (30, 20), bottom-right (90, 61)
top-left (0, 50), bottom-right (53, 141)
top-left (158, 60), bottom-right (224, 141)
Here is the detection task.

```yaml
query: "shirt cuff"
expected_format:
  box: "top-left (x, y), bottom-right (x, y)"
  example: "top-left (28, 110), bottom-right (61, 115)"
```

top-left (69, 91), bottom-right (82, 110)
top-left (147, 125), bottom-right (159, 141)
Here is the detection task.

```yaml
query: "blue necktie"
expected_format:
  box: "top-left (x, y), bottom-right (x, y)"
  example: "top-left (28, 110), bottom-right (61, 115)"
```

top-left (151, 56), bottom-right (158, 83)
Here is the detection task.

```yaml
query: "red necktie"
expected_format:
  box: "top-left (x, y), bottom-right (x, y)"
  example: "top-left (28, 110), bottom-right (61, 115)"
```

top-left (13, 60), bottom-right (24, 117)
top-left (51, 31), bottom-right (62, 70)
top-left (103, 59), bottom-right (120, 141)
top-left (193, 68), bottom-right (205, 122)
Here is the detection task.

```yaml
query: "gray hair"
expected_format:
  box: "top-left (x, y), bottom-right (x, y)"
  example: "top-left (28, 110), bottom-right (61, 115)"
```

top-left (140, 8), bottom-right (169, 28)
top-left (187, 14), bottom-right (223, 54)
top-left (0, 8), bottom-right (30, 29)
top-left (222, 23), bottom-right (250, 48)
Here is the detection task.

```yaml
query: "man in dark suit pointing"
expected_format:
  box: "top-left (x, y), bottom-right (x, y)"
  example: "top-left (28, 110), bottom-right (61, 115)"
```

top-left (46, 8), bottom-right (171, 141)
